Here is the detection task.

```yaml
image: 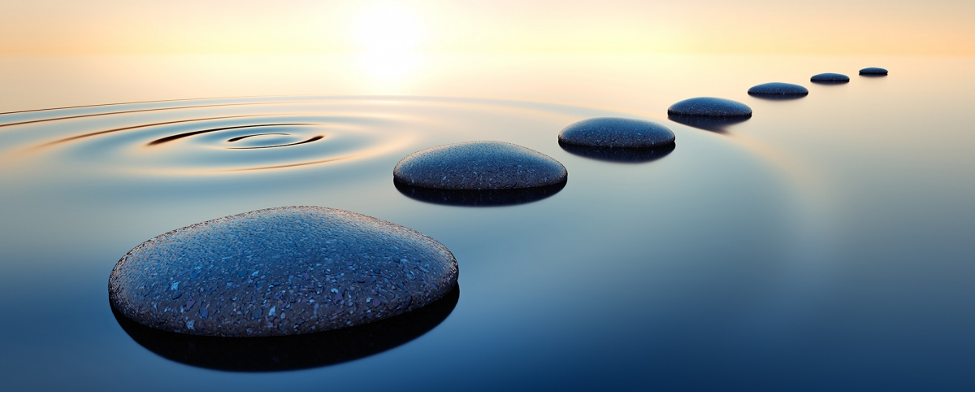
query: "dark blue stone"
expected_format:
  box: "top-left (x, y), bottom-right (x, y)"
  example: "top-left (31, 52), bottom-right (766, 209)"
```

top-left (558, 117), bottom-right (675, 148)
top-left (859, 67), bottom-right (888, 75)
top-left (667, 97), bottom-right (752, 118)
top-left (109, 206), bottom-right (458, 337)
top-left (393, 141), bottom-right (567, 190)
top-left (810, 73), bottom-right (850, 83)
top-left (747, 82), bottom-right (809, 98)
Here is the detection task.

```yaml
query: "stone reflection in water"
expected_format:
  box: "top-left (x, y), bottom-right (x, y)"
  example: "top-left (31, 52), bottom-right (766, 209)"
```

top-left (112, 284), bottom-right (459, 372)
top-left (558, 140), bottom-right (675, 163)
top-left (394, 180), bottom-right (566, 207)
top-left (667, 114), bottom-right (750, 133)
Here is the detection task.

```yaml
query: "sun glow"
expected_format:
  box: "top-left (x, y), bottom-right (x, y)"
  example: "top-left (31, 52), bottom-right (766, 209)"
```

top-left (352, 3), bottom-right (423, 54)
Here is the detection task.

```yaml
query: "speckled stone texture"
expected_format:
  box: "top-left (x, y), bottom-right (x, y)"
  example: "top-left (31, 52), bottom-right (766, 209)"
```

top-left (747, 82), bottom-right (809, 97)
top-left (393, 141), bottom-right (567, 190)
top-left (108, 206), bottom-right (458, 337)
top-left (667, 97), bottom-right (753, 118)
top-left (810, 73), bottom-right (850, 83)
top-left (557, 117), bottom-right (675, 148)
top-left (859, 67), bottom-right (888, 75)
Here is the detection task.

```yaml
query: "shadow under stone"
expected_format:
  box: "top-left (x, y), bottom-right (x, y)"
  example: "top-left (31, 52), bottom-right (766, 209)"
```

top-left (667, 114), bottom-right (750, 133)
top-left (394, 180), bottom-right (566, 207)
top-left (559, 140), bottom-right (675, 163)
top-left (747, 93), bottom-right (807, 101)
top-left (112, 284), bottom-right (460, 372)
top-left (810, 80), bottom-right (849, 85)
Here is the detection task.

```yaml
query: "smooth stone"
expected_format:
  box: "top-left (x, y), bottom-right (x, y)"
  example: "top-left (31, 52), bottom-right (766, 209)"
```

top-left (747, 82), bottom-right (809, 97)
top-left (810, 72), bottom-right (850, 83)
top-left (667, 97), bottom-right (753, 118)
top-left (859, 67), bottom-right (888, 75)
top-left (557, 117), bottom-right (675, 148)
top-left (393, 141), bottom-right (567, 190)
top-left (108, 206), bottom-right (458, 337)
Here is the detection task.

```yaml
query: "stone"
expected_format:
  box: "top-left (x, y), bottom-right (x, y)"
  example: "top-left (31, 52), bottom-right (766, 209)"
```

top-left (747, 82), bottom-right (809, 97)
top-left (108, 206), bottom-right (458, 337)
top-left (859, 67), bottom-right (888, 75)
top-left (810, 73), bottom-right (850, 83)
top-left (557, 117), bottom-right (675, 149)
top-left (393, 141), bottom-right (567, 190)
top-left (667, 97), bottom-right (752, 118)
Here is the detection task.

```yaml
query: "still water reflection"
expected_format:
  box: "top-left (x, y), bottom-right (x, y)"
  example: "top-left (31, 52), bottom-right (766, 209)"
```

top-left (558, 140), bottom-right (676, 163)
top-left (0, 54), bottom-right (971, 391)
top-left (113, 284), bottom-right (459, 372)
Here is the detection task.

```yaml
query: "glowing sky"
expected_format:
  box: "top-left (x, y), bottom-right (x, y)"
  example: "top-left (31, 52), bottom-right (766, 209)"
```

top-left (0, 0), bottom-right (972, 55)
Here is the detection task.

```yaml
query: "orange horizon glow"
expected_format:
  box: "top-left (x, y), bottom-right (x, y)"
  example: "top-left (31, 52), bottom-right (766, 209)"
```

top-left (0, 0), bottom-right (972, 56)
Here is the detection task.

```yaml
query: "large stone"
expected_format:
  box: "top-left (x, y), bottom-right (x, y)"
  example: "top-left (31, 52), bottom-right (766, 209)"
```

top-left (667, 97), bottom-right (753, 118)
top-left (810, 73), bottom-right (850, 83)
top-left (747, 82), bottom-right (809, 98)
top-left (558, 117), bottom-right (675, 149)
top-left (859, 67), bottom-right (888, 75)
top-left (108, 206), bottom-right (458, 337)
top-left (393, 141), bottom-right (567, 190)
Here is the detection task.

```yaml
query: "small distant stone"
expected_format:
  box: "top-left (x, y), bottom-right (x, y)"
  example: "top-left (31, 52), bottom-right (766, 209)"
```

top-left (109, 206), bottom-right (458, 337)
top-left (747, 82), bottom-right (809, 97)
top-left (859, 67), bottom-right (888, 75)
top-left (393, 141), bottom-right (567, 190)
top-left (810, 73), bottom-right (850, 83)
top-left (667, 97), bottom-right (752, 118)
top-left (558, 117), bottom-right (675, 149)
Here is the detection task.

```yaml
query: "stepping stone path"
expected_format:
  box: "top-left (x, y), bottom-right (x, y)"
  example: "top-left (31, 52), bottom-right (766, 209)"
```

top-left (748, 82), bottom-right (809, 97)
top-left (859, 67), bottom-right (888, 75)
top-left (109, 206), bottom-right (458, 337)
top-left (558, 117), bottom-right (675, 148)
top-left (811, 73), bottom-right (850, 83)
top-left (667, 97), bottom-right (753, 118)
top-left (393, 141), bottom-right (567, 190)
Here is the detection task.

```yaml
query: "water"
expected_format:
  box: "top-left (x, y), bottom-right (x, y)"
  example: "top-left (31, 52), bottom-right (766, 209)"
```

top-left (0, 53), bottom-right (972, 391)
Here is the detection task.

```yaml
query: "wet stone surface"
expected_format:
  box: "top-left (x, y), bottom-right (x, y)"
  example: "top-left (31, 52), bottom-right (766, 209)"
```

top-left (108, 206), bottom-right (458, 337)
top-left (667, 97), bottom-right (753, 118)
top-left (747, 82), bottom-right (809, 97)
top-left (393, 141), bottom-right (567, 190)
top-left (810, 72), bottom-right (850, 83)
top-left (558, 117), bottom-right (675, 148)
top-left (859, 67), bottom-right (888, 75)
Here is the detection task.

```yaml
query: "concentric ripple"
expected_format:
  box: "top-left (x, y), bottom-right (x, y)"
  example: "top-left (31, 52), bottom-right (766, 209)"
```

top-left (0, 96), bottom-right (419, 174)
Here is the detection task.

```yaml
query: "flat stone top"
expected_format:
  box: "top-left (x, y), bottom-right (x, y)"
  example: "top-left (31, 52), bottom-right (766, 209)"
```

top-left (667, 97), bottom-right (753, 118)
top-left (859, 67), bottom-right (888, 75)
top-left (558, 117), bottom-right (675, 148)
top-left (748, 82), bottom-right (809, 96)
top-left (811, 72), bottom-right (850, 82)
top-left (109, 206), bottom-right (458, 337)
top-left (393, 141), bottom-right (567, 190)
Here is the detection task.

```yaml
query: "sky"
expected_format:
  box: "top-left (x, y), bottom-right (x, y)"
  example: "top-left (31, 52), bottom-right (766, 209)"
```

top-left (0, 0), bottom-right (972, 55)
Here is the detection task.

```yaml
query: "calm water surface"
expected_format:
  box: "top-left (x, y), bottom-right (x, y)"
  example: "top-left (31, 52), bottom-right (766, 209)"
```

top-left (0, 54), bottom-right (972, 391)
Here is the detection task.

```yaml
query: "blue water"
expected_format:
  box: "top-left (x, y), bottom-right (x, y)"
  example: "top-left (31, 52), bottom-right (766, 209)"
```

top-left (0, 54), bottom-right (971, 391)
